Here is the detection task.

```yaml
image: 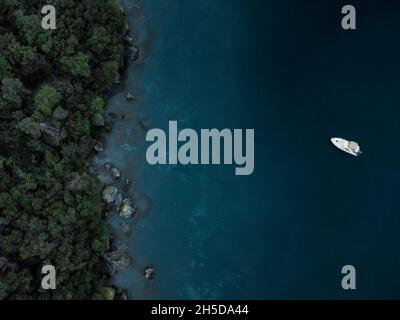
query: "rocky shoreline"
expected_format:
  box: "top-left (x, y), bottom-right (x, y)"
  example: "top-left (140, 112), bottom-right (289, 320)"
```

top-left (90, 2), bottom-right (152, 300)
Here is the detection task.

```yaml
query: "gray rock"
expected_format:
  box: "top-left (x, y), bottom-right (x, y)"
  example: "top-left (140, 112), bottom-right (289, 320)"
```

top-left (118, 4), bottom-right (125, 15)
top-left (94, 141), bottom-right (104, 152)
top-left (129, 47), bottom-right (139, 61)
top-left (111, 167), bottom-right (121, 179)
top-left (113, 74), bottom-right (121, 85)
top-left (103, 186), bottom-right (120, 205)
top-left (123, 22), bottom-right (129, 36)
top-left (130, 46), bottom-right (138, 54)
top-left (115, 193), bottom-right (123, 208)
top-left (144, 267), bottom-right (155, 280)
top-left (119, 198), bottom-right (135, 219)
top-left (105, 247), bottom-right (130, 274)
top-left (123, 35), bottom-right (134, 46)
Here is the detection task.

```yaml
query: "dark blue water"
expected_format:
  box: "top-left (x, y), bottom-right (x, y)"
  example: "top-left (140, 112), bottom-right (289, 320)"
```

top-left (111, 0), bottom-right (400, 299)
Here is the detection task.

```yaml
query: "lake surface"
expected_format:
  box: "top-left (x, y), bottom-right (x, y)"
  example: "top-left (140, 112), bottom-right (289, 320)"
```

top-left (104, 0), bottom-right (400, 299)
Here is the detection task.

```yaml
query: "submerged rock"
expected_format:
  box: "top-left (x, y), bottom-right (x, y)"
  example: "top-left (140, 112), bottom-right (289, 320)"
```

top-left (139, 119), bottom-right (150, 130)
top-left (104, 120), bottom-right (113, 132)
top-left (122, 223), bottom-right (131, 235)
top-left (97, 173), bottom-right (114, 187)
top-left (105, 248), bottom-right (130, 274)
top-left (123, 178), bottom-right (132, 192)
top-left (109, 112), bottom-right (129, 120)
top-left (119, 198), bottom-right (135, 219)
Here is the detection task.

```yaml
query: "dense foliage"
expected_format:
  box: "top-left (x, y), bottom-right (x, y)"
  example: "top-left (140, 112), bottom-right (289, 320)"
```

top-left (0, 0), bottom-right (125, 299)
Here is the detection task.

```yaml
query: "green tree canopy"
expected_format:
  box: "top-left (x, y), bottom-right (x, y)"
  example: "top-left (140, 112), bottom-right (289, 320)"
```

top-left (34, 85), bottom-right (62, 116)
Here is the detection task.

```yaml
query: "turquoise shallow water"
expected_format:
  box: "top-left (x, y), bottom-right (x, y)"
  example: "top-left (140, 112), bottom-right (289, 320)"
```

top-left (105, 0), bottom-right (400, 299)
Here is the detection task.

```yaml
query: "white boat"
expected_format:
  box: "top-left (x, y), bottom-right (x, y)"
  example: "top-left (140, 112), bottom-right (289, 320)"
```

top-left (331, 138), bottom-right (362, 156)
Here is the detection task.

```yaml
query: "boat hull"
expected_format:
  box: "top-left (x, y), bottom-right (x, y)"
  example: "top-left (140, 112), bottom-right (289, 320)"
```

top-left (331, 138), bottom-right (361, 156)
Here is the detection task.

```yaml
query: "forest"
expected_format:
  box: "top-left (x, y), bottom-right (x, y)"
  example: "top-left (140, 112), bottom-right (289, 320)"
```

top-left (0, 0), bottom-right (126, 299)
